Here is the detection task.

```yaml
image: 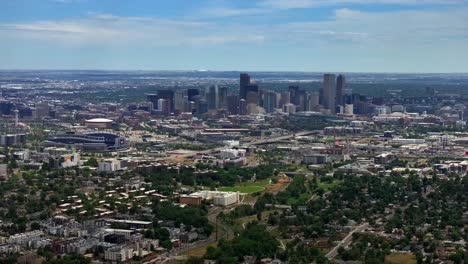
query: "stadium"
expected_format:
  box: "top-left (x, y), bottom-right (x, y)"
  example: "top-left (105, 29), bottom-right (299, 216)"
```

top-left (45, 132), bottom-right (129, 152)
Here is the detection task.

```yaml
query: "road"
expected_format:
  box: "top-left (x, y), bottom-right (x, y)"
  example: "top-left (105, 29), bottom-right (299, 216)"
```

top-left (174, 207), bottom-right (233, 256)
top-left (325, 223), bottom-right (369, 259)
top-left (243, 131), bottom-right (315, 146)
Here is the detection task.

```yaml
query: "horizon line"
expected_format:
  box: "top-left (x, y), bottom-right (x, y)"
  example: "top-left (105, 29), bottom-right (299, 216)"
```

top-left (0, 68), bottom-right (468, 75)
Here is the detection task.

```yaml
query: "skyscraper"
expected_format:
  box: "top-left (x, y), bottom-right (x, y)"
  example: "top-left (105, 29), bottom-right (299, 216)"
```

top-left (157, 90), bottom-right (175, 112)
top-left (263, 91), bottom-right (278, 113)
top-left (245, 84), bottom-right (258, 100)
top-left (279, 92), bottom-right (290, 108)
top-left (336, 74), bottom-right (346, 107)
top-left (206, 85), bottom-right (218, 110)
top-left (147, 94), bottom-right (159, 108)
top-left (306, 92), bottom-right (320, 111)
top-left (157, 99), bottom-right (169, 115)
top-left (218, 86), bottom-right (228, 109)
top-left (323, 74), bottom-right (336, 112)
top-left (239, 99), bottom-right (247, 115)
top-left (187, 88), bottom-right (199, 102)
top-left (227, 94), bottom-right (239, 115)
top-left (239, 73), bottom-right (251, 100)
top-left (289, 86), bottom-right (299, 105)
top-left (246, 91), bottom-right (258, 105)
top-left (174, 91), bottom-right (185, 112)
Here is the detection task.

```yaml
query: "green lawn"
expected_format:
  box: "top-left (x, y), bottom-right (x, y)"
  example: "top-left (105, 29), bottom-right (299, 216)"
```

top-left (219, 185), bottom-right (265, 194)
top-left (318, 180), bottom-right (343, 190)
top-left (219, 179), bottom-right (270, 194)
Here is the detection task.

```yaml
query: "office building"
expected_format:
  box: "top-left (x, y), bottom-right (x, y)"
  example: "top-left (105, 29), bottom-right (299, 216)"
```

top-left (283, 103), bottom-right (296, 114)
top-left (207, 85), bottom-right (218, 110)
top-left (289, 86), bottom-right (299, 105)
top-left (246, 91), bottom-right (258, 105)
top-left (227, 94), bottom-right (239, 115)
top-left (218, 86), bottom-right (228, 109)
top-left (174, 91), bottom-right (185, 112)
top-left (35, 101), bottom-right (50, 119)
top-left (157, 90), bottom-right (175, 112)
top-left (307, 92), bottom-right (320, 111)
top-left (336, 74), bottom-right (346, 107)
top-left (239, 99), bottom-right (247, 115)
top-left (239, 73), bottom-right (251, 100)
top-left (187, 88), bottom-right (200, 101)
top-left (147, 94), bottom-right (159, 107)
top-left (263, 91), bottom-right (278, 113)
top-left (157, 99), bottom-right (169, 115)
top-left (279, 92), bottom-right (290, 108)
top-left (323, 74), bottom-right (336, 112)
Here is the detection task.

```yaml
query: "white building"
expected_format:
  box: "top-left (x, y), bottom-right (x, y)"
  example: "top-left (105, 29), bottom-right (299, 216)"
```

top-left (283, 103), bottom-right (296, 114)
top-left (219, 149), bottom-right (246, 159)
top-left (344, 104), bottom-right (354, 115)
top-left (189, 191), bottom-right (240, 206)
top-left (104, 245), bottom-right (134, 262)
top-left (98, 159), bottom-right (121, 172)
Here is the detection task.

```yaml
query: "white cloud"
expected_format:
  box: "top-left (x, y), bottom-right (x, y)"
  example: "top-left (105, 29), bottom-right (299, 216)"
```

top-left (1, 7), bottom-right (468, 53)
top-left (260, 0), bottom-right (466, 10)
top-left (0, 13), bottom-right (264, 47)
top-left (202, 7), bottom-right (270, 17)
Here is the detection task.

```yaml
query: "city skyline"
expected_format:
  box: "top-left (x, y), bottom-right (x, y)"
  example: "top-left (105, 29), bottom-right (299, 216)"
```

top-left (1, 0), bottom-right (468, 73)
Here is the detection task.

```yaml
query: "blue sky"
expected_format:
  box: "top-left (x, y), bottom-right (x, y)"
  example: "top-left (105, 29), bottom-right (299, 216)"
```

top-left (1, 0), bottom-right (468, 72)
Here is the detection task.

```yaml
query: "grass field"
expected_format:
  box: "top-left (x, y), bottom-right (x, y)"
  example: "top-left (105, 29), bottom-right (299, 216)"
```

top-left (219, 185), bottom-right (265, 193)
top-left (219, 179), bottom-right (270, 194)
top-left (385, 253), bottom-right (417, 264)
top-left (318, 179), bottom-right (343, 190)
top-left (184, 241), bottom-right (218, 258)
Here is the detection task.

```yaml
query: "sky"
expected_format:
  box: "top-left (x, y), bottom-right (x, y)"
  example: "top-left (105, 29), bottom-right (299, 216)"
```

top-left (0, 0), bottom-right (468, 73)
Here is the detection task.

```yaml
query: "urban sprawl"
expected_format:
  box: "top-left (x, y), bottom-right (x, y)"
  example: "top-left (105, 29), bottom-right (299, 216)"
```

top-left (0, 71), bottom-right (466, 264)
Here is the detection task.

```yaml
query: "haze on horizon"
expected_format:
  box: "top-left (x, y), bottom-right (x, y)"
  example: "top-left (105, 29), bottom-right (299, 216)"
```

top-left (1, 0), bottom-right (468, 73)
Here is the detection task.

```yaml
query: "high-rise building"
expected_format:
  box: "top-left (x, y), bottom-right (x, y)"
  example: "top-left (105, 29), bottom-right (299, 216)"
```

top-left (263, 91), bottom-right (278, 113)
top-left (227, 94), bottom-right (239, 115)
top-left (157, 90), bottom-right (175, 112)
top-left (323, 74), bottom-right (336, 112)
top-left (306, 92), bottom-right (320, 111)
top-left (218, 86), bottom-right (228, 109)
top-left (187, 89), bottom-right (200, 102)
top-left (244, 84), bottom-right (258, 100)
top-left (246, 91), bottom-right (258, 105)
top-left (336, 74), bottom-right (346, 107)
top-left (279, 92), bottom-right (290, 108)
top-left (35, 101), bottom-right (50, 119)
top-left (239, 73), bottom-right (251, 100)
top-left (296, 90), bottom-right (306, 111)
top-left (283, 103), bottom-right (296, 114)
top-left (174, 91), bottom-right (185, 112)
top-left (157, 99), bottom-right (169, 115)
top-left (147, 94), bottom-right (159, 107)
top-left (206, 85), bottom-right (218, 110)
top-left (289, 86), bottom-right (299, 105)
top-left (0, 100), bottom-right (14, 115)
top-left (239, 99), bottom-right (247, 115)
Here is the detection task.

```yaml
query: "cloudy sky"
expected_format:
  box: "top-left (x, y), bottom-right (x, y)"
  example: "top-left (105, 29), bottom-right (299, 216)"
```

top-left (1, 0), bottom-right (467, 72)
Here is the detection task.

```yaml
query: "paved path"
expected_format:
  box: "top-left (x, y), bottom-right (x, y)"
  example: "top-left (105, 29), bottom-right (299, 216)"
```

top-left (325, 223), bottom-right (369, 259)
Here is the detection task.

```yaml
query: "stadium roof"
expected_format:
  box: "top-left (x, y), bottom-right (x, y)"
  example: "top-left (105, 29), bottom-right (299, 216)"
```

top-left (85, 118), bottom-right (113, 123)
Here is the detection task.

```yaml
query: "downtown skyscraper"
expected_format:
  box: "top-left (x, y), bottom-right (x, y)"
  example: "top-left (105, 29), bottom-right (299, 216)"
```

top-left (322, 73), bottom-right (336, 112)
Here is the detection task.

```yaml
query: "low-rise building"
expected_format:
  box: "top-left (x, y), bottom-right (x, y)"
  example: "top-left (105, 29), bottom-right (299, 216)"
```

top-left (104, 245), bottom-right (134, 262)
